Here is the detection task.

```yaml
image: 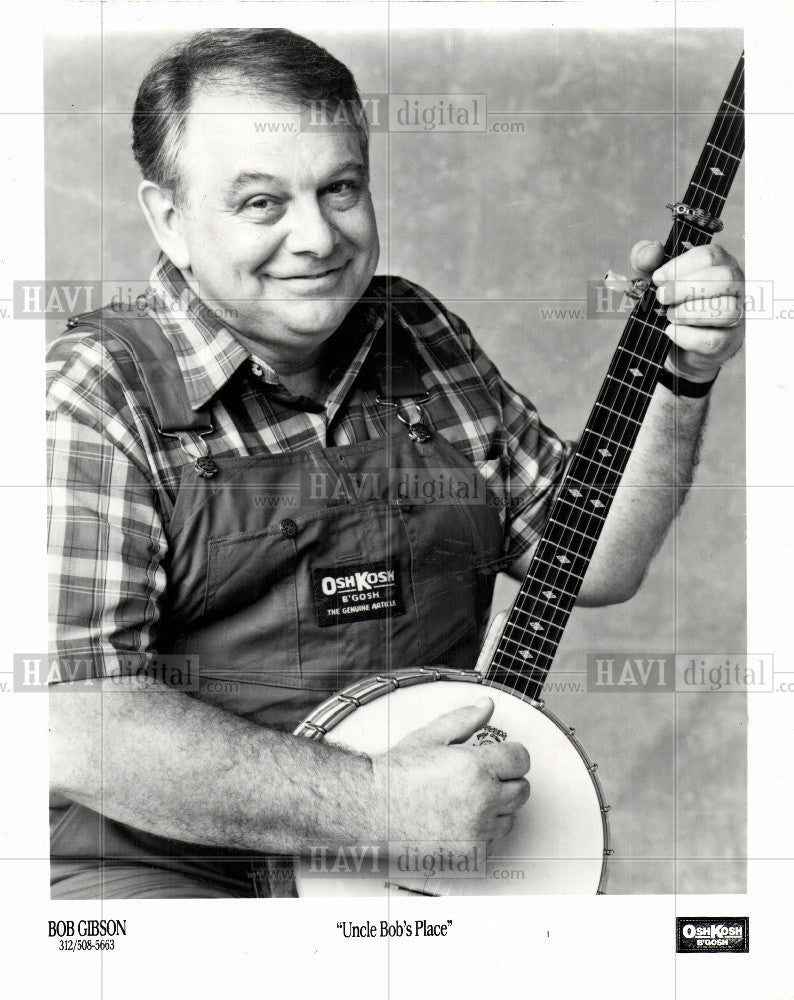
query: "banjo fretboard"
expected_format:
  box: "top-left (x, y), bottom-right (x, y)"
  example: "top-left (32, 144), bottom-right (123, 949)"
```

top-left (488, 53), bottom-right (745, 702)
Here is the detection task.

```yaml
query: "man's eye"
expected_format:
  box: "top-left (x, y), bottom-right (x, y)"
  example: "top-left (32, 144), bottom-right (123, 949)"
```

top-left (323, 180), bottom-right (361, 205)
top-left (242, 196), bottom-right (283, 216)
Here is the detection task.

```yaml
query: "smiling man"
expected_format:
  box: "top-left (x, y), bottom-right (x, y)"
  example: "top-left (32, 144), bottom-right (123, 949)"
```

top-left (47, 28), bottom-right (745, 899)
top-left (142, 84), bottom-right (380, 389)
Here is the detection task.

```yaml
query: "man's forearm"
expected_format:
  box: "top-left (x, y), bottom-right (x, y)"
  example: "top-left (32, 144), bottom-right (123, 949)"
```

top-left (575, 382), bottom-right (710, 605)
top-left (50, 676), bottom-right (380, 854)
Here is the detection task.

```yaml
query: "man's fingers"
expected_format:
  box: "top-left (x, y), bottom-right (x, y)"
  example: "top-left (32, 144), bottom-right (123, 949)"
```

top-left (497, 777), bottom-right (531, 813)
top-left (404, 697), bottom-right (495, 748)
top-left (665, 321), bottom-right (740, 358)
top-left (630, 239), bottom-right (665, 275)
top-left (655, 266), bottom-right (743, 306)
top-left (652, 242), bottom-right (735, 283)
top-left (665, 295), bottom-right (744, 329)
top-left (483, 740), bottom-right (531, 780)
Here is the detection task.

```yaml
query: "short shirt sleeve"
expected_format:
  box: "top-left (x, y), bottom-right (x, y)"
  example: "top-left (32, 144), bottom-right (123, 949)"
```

top-left (47, 335), bottom-right (168, 683)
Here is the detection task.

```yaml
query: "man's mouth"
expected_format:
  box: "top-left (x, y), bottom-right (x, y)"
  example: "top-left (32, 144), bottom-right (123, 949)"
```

top-left (270, 261), bottom-right (350, 281)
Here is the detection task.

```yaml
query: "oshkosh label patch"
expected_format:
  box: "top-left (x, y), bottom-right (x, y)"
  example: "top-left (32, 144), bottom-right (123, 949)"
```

top-left (312, 561), bottom-right (406, 627)
top-left (676, 917), bottom-right (749, 953)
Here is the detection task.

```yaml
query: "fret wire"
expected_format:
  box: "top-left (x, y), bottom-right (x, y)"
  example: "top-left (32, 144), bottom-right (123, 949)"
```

top-left (599, 358), bottom-right (663, 406)
top-left (616, 344), bottom-right (665, 367)
top-left (489, 673), bottom-right (550, 691)
top-left (631, 314), bottom-right (667, 336)
top-left (587, 407), bottom-right (646, 441)
top-left (497, 639), bottom-right (559, 661)
top-left (580, 428), bottom-right (633, 453)
top-left (706, 141), bottom-right (741, 162)
top-left (514, 555), bottom-right (589, 593)
top-left (593, 391), bottom-right (654, 430)
top-left (574, 449), bottom-right (631, 480)
top-left (513, 587), bottom-right (577, 617)
top-left (489, 662), bottom-right (550, 684)
top-left (497, 617), bottom-right (563, 646)
top-left (486, 653), bottom-right (544, 680)
top-left (488, 650), bottom-right (551, 693)
top-left (556, 479), bottom-right (617, 502)
top-left (510, 592), bottom-right (575, 624)
top-left (577, 441), bottom-right (631, 470)
top-left (530, 553), bottom-right (591, 583)
top-left (492, 653), bottom-right (556, 679)
top-left (674, 222), bottom-right (713, 248)
top-left (530, 554), bottom-right (586, 581)
top-left (554, 496), bottom-right (606, 524)
top-left (493, 638), bottom-right (555, 665)
top-left (541, 532), bottom-right (598, 562)
top-left (508, 612), bottom-right (574, 643)
top-left (604, 372), bottom-right (654, 398)
top-left (689, 181), bottom-right (727, 201)
top-left (505, 615), bottom-right (570, 646)
top-left (692, 149), bottom-right (742, 187)
top-left (593, 401), bottom-right (643, 426)
top-left (534, 531), bottom-right (595, 561)
top-left (541, 539), bottom-right (599, 560)
top-left (684, 167), bottom-right (741, 220)
top-left (547, 515), bottom-right (602, 544)
top-left (500, 628), bottom-right (560, 652)
top-left (561, 474), bottom-right (618, 501)
top-left (520, 571), bottom-right (580, 600)
top-left (505, 607), bottom-right (568, 633)
top-left (565, 465), bottom-right (626, 493)
top-left (692, 139), bottom-right (742, 183)
top-left (606, 358), bottom-right (664, 392)
top-left (559, 480), bottom-right (616, 501)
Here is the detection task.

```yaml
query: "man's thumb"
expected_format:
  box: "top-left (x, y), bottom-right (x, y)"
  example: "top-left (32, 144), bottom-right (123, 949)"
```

top-left (630, 239), bottom-right (665, 276)
top-left (404, 697), bottom-right (495, 747)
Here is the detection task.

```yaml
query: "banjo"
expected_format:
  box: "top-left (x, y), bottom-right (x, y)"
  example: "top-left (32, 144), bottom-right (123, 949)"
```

top-left (294, 54), bottom-right (745, 897)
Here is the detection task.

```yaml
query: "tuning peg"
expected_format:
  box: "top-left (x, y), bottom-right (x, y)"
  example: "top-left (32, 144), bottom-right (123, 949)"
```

top-left (604, 270), bottom-right (629, 293)
top-left (604, 270), bottom-right (653, 301)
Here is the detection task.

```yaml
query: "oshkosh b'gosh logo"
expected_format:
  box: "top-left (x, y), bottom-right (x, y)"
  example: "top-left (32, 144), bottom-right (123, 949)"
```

top-left (676, 917), bottom-right (749, 953)
top-left (312, 561), bottom-right (406, 628)
top-left (320, 569), bottom-right (396, 596)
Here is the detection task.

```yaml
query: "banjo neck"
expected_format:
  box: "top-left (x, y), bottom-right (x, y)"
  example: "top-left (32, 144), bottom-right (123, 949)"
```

top-left (487, 53), bottom-right (745, 703)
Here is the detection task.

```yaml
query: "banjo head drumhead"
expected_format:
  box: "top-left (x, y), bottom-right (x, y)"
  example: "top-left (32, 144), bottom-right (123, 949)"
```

top-left (296, 675), bottom-right (608, 896)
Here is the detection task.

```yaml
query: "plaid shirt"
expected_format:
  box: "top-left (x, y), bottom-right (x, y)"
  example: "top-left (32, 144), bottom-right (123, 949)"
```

top-left (47, 257), bottom-right (572, 681)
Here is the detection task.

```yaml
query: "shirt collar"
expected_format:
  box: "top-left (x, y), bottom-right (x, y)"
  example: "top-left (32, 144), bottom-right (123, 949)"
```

top-left (146, 256), bottom-right (253, 411)
top-left (145, 255), bottom-right (387, 414)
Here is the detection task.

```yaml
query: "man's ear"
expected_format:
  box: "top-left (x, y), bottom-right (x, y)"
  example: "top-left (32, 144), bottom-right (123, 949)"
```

top-left (138, 180), bottom-right (191, 271)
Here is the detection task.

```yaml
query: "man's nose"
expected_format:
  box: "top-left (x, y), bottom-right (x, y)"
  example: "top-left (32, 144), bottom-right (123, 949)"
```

top-left (283, 198), bottom-right (337, 257)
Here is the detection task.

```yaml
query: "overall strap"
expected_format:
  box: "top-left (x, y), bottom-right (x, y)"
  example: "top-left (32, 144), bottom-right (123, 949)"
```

top-left (367, 302), bottom-right (432, 443)
top-left (369, 307), bottom-right (429, 401)
top-left (65, 308), bottom-right (213, 435)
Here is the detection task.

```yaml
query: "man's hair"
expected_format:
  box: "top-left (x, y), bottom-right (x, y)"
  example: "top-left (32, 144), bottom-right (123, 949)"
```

top-left (132, 28), bottom-right (369, 202)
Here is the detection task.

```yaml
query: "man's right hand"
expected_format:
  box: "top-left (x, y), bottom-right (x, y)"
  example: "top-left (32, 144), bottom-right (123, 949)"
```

top-left (370, 697), bottom-right (531, 852)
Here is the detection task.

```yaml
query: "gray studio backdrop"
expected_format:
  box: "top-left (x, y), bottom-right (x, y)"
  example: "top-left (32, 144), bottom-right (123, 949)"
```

top-left (44, 27), bottom-right (745, 894)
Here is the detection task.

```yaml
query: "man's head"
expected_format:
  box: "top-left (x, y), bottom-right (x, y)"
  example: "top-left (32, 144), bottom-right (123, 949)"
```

top-left (134, 29), bottom-right (380, 372)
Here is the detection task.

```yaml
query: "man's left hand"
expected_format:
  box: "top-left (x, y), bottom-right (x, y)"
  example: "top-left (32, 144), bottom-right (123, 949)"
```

top-left (631, 239), bottom-right (745, 383)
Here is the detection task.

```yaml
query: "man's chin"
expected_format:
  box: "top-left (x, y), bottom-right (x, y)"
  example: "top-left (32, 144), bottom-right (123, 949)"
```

top-left (270, 301), bottom-right (356, 340)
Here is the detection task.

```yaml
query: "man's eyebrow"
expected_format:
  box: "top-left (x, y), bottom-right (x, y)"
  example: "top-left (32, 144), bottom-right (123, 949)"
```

top-left (324, 160), bottom-right (366, 177)
top-left (224, 161), bottom-right (367, 199)
top-left (224, 171), bottom-right (284, 197)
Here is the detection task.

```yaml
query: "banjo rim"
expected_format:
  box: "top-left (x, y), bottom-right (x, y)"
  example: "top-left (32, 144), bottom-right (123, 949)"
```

top-left (294, 666), bottom-right (611, 895)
